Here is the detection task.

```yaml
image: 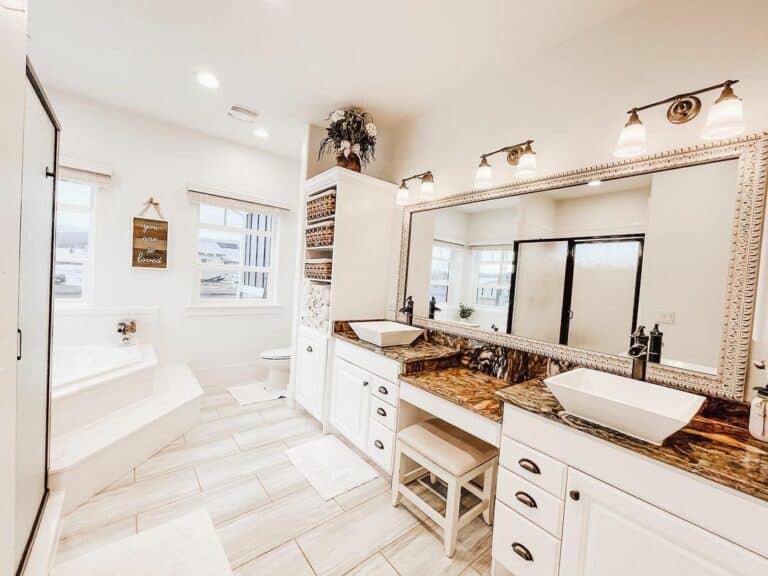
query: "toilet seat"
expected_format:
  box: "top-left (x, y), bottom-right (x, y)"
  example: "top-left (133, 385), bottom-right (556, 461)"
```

top-left (260, 347), bottom-right (292, 361)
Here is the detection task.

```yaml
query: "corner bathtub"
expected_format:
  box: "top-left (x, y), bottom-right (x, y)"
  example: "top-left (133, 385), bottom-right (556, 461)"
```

top-left (51, 344), bottom-right (158, 437)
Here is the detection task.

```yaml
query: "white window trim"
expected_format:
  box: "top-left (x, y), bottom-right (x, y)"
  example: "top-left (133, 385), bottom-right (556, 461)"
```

top-left (193, 203), bottom-right (280, 306)
top-left (472, 246), bottom-right (514, 309)
top-left (429, 242), bottom-right (454, 304)
top-left (55, 181), bottom-right (96, 305)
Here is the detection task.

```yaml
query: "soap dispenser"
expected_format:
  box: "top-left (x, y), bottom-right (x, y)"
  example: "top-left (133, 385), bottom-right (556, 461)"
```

top-left (750, 360), bottom-right (768, 442)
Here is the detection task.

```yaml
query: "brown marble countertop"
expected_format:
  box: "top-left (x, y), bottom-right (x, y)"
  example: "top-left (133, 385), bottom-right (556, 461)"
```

top-left (399, 367), bottom-right (508, 422)
top-left (497, 379), bottom-right (768, 502)
top-left (334, 329), bottom-right (459, 367)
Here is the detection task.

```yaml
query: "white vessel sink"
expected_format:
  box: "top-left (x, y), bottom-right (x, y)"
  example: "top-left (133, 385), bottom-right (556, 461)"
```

top-left (349, 321), bottom-right (423, 347)
top-left (544, 368), bottom-right (705, 445)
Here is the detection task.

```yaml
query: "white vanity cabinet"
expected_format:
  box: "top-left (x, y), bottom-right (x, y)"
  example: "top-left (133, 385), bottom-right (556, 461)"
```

top-left (493, 403), bottom-right (768, 576)
top-left (329, 359), bottom-right (371, 451)
top-left (559, 469), bottom-right (766, 576)
top-left (294, 328), bottom-right (328, 422)
top-left (330, 339), bottom-right (400, 473)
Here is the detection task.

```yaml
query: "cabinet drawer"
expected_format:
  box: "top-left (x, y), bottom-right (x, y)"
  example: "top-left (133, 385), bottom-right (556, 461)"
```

top-left (334, 338), bottom-right (400, 382)
top-left (371, 375), bottom-right (399, 407)
top-left (370, 396), bottom-right (397, 431)
top-left (497, 466), bottom-right (564, 538)
top-left (366, 419), bottom-right (394, 474)
top-left (492, 501), bottom-right (560, 576)
top-left (500, 437), bottom-right (566, 498)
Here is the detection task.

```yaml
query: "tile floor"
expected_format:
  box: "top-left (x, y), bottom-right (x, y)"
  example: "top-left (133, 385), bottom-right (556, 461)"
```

top-left (54, 384), bottom-right (493, 575)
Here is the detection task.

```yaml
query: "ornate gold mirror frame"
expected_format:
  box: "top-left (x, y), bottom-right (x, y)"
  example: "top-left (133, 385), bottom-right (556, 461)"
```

top-left (395, 133), bottom-right (768, 400)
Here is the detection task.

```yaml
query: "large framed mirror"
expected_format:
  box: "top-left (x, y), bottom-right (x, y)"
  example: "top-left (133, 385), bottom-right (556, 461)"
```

top-left (396, 134), bottom-right (768, 400)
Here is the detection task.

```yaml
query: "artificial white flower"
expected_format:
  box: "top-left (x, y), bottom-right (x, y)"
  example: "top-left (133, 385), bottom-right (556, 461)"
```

top-left (330, 110), bottom-right (345, 123)
top-left (340, 140), bottom-right (352, 157)
top-left (366, 123), bottom-right (378, 137)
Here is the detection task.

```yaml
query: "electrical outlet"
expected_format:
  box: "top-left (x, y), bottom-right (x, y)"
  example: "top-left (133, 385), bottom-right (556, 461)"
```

top-left (658, 311), bottom-right (675, 325)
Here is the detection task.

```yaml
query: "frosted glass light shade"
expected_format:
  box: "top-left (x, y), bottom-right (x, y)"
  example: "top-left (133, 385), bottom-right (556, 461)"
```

top-left (701, 97), bottom-right (745, 140)
top-left (420, 179), bottom-right (435, 201)
top-left (475, 160), bottom-right (493, 189)
top-left (396, 184), bottom-right (410, 205)
top-left (614, 120), bottom-right (647, 158)
top-left (516, 150), bottom-right (537, 178)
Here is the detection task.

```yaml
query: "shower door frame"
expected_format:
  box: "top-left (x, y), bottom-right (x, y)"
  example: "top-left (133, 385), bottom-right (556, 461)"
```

top-left (15, 59), bottom-right (60, 575)
top-left (506, 233), bottom-right (645, 345)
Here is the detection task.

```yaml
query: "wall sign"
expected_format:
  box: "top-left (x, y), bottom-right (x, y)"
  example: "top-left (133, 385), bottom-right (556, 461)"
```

top-left (132, 217), bottom-right (168, 269)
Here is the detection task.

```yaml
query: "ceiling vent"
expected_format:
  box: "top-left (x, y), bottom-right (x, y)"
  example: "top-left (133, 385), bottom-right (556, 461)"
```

top-left (227, 105), bottom-right (260, 123)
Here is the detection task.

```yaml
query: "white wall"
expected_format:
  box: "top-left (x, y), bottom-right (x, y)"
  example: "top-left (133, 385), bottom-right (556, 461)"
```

top-left (638, 161), bottom-right (738, 371)
top-left (50, 90), bottom-right (301, 384)
top-left (553, 188), bottom-right (648, 238)
top-left (0, 3), bottom-right (27, 572)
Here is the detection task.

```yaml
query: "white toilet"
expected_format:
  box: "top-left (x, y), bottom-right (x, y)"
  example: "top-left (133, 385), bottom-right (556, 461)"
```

top-left (260, 346), bottom-right (293, 392)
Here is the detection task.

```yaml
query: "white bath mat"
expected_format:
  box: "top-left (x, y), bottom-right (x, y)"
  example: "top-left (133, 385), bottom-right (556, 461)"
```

top-left (52, 510), bottom-right (231, 576)
top-left (286, 435), bottom-right (379, 500)
top-left (228, 382), bottom-right (286, 406)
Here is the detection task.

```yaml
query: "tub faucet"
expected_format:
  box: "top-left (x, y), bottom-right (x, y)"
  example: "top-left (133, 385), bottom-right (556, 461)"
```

top-left (399, 296), bottom-right (414, 326)
top-left (428, 297), bottom-right (441, 320)
top-left (117, 320), bottom-right (137, 343)
top-left (628, 342), bottom-right (648, 381)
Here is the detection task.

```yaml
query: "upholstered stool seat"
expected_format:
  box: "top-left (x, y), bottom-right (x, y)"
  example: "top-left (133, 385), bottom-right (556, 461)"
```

top-left (392, 418), bottom-right (499, 557)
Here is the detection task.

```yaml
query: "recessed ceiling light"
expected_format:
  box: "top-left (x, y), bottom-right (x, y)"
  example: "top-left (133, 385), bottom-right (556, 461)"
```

top-left (587, 179), bottom-right (602, 187)
top-left (196, 71), bottom-right (220, 89)
top-left (253, 128), bottom-right (270, 140)
top-left (227, 105), bottom-right (260, 123)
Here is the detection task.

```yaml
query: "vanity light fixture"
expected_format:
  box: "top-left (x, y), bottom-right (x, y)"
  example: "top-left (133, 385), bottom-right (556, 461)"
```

top-left (397, 171), bottom-right (435, 205)
top-left (615, 80), bottom-right (744, 157)
top-left (474, 139), bottom-right (537, 189)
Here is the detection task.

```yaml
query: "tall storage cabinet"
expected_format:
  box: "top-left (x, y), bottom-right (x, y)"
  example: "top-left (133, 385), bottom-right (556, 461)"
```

top-left (290, 168), bottom-right (397, 427)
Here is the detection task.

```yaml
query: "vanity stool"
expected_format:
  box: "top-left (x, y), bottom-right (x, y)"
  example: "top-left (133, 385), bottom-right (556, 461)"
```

top-left (391, 418), bottom-right (499, 557)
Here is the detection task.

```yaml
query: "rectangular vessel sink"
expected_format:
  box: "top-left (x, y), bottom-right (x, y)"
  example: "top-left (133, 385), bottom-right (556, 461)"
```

top-left (544, 368), bottom-right (705, 445)
top-left (349, 321), bottom-right (423, 347)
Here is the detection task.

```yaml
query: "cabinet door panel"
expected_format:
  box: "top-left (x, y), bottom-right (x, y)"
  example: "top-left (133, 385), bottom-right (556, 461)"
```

top-left (330, 358), bottom-right (370, 450)
top-left (295, 331), bottom-right (327, 421)
top-left (560, 469), bottom-right (767, 576)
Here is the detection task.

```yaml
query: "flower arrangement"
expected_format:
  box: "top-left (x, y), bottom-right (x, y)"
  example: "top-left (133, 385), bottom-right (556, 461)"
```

top-left (318, 108), bottom-right (377, 171)
top-left (459, 303), bottom-right (474, 320)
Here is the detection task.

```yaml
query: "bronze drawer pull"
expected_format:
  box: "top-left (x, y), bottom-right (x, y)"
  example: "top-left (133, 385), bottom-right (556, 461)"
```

top-left (374, 440), bottom-right (384, 450)
top-left (511, 542), bottom-right (533, 562)
top-left (514, 491), bottom-right (538, 508)
top-left (378, 385), bottom-right (388, 395)
top-left (518, 458), bottom-right (541, 475)
top-left (306, 345), bottom-right (313, 352)
top-left (377, 407), bottom-right (387, 417)
top-left (363, 381), bottom-right (369, 387)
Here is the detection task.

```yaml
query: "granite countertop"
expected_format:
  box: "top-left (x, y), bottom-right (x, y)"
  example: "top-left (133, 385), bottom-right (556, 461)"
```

top-left (399, 367), bottom-right (508, 422)
top-left (334, 329), bottom-right (459, 366)
top-left (497, 379), bottom-right (768, 502)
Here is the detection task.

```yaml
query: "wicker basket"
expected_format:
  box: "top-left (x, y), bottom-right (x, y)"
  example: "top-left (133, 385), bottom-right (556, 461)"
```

top-left (305, 259), bottom-right (333, 281)
top-left (305, 221), bottom-right (335, 248)
top-left (306, 189), bottom-right (336, 221)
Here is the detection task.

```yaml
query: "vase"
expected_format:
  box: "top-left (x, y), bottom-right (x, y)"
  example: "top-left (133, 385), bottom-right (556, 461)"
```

top-left (336, 153), bottom-right (362, 173)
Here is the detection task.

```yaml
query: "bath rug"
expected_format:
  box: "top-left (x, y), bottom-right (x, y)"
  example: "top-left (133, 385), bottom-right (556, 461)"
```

top-left (52, 510), bottom-right (230, 576)
top-left (286, 435), bottom-right (379, 500)
top-left (228, 382), bottom-right (286, 405)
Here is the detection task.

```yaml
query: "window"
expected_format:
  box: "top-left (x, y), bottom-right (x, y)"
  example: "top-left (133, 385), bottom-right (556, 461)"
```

top-left (429, 244), bottom-right (453, 303)
top-left (473, 248), bottom-right (514, 307)
top-left (196, 202), bottom-right (277, 302)
top-left (55, 180), bottom-right (93, 300)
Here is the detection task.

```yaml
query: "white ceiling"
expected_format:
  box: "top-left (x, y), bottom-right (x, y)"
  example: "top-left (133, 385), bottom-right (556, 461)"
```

top-left (28, 0), bottom-right (640, 158)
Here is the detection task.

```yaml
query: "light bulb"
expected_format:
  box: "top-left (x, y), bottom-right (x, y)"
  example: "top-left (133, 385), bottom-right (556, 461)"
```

top-left (396, 183), bottom-right (410, 205)
top-left (701, 84), bottom-right (745, 140)
top-left (516, 145), bottom-right (538, 179)
top-left (614, 110), bottom-right (647, 158)
top-left (475, 157), bottom-right (493, 189)
top-left (420, 173), bottom-right (435, 201)
top-left (196, 71), bottom-right (220, 89)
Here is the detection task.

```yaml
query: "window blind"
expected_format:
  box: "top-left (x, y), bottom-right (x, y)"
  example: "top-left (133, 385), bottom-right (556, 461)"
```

top-left (187, 185), bottom-right (290, 215)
